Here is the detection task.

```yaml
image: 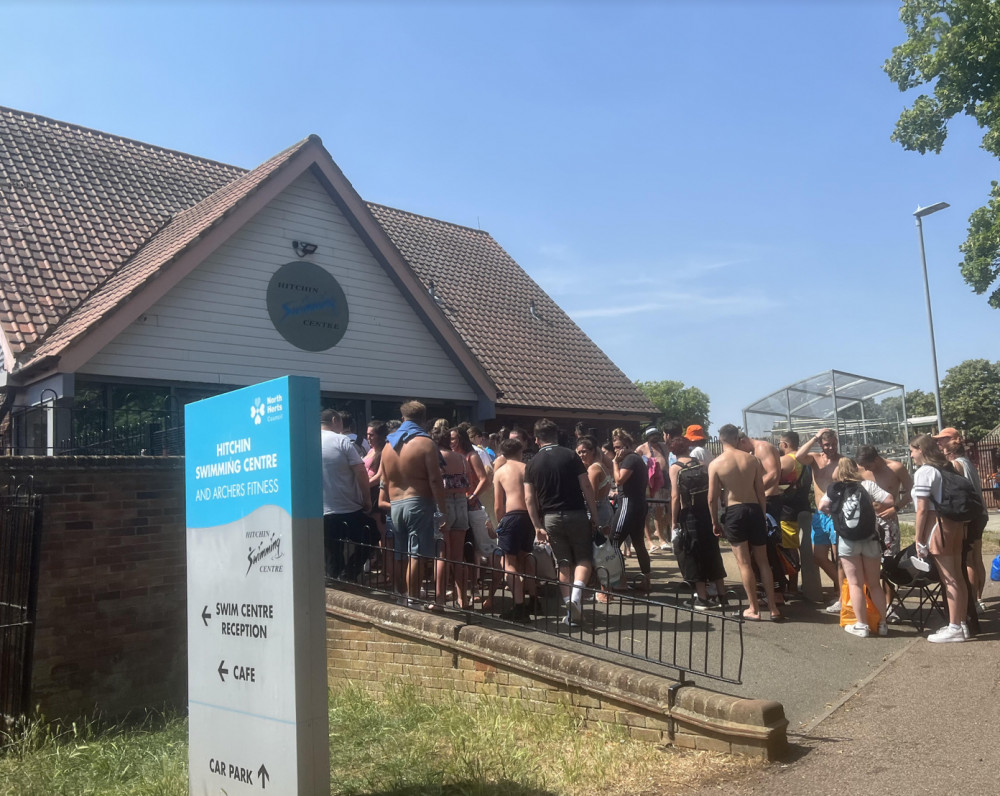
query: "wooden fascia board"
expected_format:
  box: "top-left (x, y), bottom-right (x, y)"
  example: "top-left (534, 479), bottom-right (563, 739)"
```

top-left (0, 330), bottom-right (14, 373)
top-left (306, 160), bottom-right (497, 404)
top-left (54, 142), bottom-right (325, 374)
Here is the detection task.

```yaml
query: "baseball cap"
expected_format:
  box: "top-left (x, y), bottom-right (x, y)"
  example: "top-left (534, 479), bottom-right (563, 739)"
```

top-left (932, 427), bottom-right (961, 441)
top-left (684, 424), bottom-right (707, 442)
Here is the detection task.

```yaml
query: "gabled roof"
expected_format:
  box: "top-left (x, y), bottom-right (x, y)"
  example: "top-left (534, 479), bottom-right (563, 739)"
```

top-left (0, 106), bottom-right (243, 354)
top-left (0, 106), bottom-right (652, 416)
top-left (369, 205), bottom-right (653, 414)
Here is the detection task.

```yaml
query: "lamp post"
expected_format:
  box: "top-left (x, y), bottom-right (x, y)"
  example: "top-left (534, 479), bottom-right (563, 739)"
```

top-left (913, 201), bottom-right (949, 433)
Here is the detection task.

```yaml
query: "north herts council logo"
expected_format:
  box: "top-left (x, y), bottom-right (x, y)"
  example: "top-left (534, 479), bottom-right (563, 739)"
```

top-left (251, 398), bottom-right (265, 425)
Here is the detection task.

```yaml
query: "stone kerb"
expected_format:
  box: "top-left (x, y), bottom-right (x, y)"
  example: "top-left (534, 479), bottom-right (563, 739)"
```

top-left (326, 589), bottom-right (787, 759)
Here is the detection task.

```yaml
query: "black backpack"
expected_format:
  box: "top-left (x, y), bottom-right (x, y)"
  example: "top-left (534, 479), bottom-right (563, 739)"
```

top-left (676, 460), bottom-right (708, 506)
top-left (933, 466), bottom-right (984, 522)
top-left (827, 481), bottom-right (878, 542)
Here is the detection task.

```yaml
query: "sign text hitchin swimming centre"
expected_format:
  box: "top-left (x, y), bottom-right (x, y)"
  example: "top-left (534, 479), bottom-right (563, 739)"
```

top-left (185, 376), bottom-right (329, 795)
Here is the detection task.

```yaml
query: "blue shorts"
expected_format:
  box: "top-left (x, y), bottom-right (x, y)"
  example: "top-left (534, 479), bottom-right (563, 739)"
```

top-left (811, 512), bottom-right (837, 546)
top-left (390, 497), bottom-right (437, 559)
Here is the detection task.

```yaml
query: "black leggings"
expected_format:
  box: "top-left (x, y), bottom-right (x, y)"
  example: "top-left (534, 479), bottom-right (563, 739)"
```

top-left (612, 496), bottom-right (650, 575)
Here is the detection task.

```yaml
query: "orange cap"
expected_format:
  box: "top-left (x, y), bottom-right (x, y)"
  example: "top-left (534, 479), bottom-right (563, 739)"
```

top-left (932, 427), bottom-right (961, 441)
top-left (684, 424), bottom-right (707, 442)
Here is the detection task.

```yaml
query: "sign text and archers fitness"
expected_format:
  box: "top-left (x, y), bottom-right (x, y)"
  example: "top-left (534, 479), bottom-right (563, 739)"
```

top-left (193, 437), bottom-right (280, 501)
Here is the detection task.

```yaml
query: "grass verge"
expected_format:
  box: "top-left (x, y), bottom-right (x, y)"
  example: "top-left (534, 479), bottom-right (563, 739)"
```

top-left (0, 684), bottom-right (761, 795)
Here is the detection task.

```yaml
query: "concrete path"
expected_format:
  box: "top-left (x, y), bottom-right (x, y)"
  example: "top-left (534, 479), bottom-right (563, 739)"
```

top-left (687, 571), bottom-right (1000, 795)
top-left (638, 510), bottom-right (1000, 731)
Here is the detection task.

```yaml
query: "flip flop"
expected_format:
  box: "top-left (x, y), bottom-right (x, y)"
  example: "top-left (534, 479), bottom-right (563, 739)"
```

top-left (770, 613), bottom-right (786, 623)
top-left (742, 610), bottom-right (762, 622)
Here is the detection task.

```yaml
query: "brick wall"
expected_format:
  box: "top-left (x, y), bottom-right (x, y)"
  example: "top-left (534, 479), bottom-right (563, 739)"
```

top-left (3, 456), bottom-right (187, 718)
top-left (327, 590), bottom-right (787, 759)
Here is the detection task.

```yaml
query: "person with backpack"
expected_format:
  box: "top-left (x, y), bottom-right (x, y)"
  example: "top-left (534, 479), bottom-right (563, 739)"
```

top-left (669, 436), bottom-right (726, 609)
top-left (818, 458), bottom-right (892, 638)
top-left (909, 434), bottom-right (970, 643)
top-left (934, 427), bottom-right (989, 614)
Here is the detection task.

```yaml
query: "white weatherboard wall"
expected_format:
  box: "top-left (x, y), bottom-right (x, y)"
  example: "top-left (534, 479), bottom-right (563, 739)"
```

top-left (81, 171), bottom-right (478, 401)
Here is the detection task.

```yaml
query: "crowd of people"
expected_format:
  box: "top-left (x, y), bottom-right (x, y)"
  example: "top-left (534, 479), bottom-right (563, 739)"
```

top-left (320, 402), bottom-right (991, 639)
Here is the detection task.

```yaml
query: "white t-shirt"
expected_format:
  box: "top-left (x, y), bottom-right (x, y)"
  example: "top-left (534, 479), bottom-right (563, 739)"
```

top-left (860, 479), bottom-right (891, 506)
top-left (911, 464), bottom-right (943, 507)
top-left (322, 429), bottom-right (365, 515)
top-left (690, 445), bottom-right (714, 465)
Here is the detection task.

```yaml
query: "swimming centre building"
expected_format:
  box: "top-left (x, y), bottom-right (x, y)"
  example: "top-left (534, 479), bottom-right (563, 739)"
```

top-left (0, 107), bottom-right (653, 453)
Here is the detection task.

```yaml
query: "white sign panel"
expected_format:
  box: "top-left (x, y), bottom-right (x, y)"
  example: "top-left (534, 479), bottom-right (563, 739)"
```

top-left (185, 376), bottom-right (328, 795)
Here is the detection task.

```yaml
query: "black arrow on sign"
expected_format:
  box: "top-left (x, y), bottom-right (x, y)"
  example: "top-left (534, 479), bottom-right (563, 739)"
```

top-left (258, 764), bottom-right (270, 789)
top-left (217, 660), bottom-right (228, 683)
top-left (201, 606), bottom-right (211, 626)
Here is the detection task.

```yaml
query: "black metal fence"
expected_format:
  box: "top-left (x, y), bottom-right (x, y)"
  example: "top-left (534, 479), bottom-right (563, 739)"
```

top-left (328, 534), bottom-right (745, 685)
top-left (1, 404), bottom-right (183, 456)
top-left (0, 479), bottom-right (43, 724)
top-left (969, 432), bottom-right (1000, 511)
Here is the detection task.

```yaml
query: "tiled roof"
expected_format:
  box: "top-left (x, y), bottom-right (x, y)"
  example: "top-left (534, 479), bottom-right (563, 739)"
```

top-left (0, 106), bottom-right (244, 354)
top-left (28, 139), bottom-right (312, 364)
top-left (368, 204), bottom-right (653, 414)
top-left (0, 106), bottom-right (652, 416)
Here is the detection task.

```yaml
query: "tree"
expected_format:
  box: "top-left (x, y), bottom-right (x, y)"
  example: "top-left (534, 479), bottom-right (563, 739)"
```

top-left (873, 389), bottom-right (937, 422)
top-left (940, 358), bottom-right (1000, 439)
top-left (884, 1), bottom-right (1000, 306)
top-left (635, 380), bottom-right (710, 429)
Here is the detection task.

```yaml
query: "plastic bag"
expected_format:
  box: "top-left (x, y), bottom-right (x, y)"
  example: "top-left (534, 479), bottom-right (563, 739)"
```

top-left (839, 578), bottom-right (881, 629)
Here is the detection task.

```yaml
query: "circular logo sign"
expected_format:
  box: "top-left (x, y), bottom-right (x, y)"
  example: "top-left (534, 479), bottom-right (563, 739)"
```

top-left (266, 261), bottom-right (349, 351)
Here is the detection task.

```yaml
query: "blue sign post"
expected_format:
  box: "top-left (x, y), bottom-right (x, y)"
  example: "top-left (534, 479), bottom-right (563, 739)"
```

top-left (185, 376), bottom-right (329, 795)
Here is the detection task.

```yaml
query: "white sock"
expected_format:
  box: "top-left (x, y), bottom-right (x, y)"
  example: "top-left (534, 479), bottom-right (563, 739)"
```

top-left (571, 580), bottom-right (585, 605)
top-left (949, 623), bottom-right (962, 631)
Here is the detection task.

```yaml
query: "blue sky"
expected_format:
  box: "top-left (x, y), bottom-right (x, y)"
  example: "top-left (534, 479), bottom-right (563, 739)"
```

top-left (3, 1), bottom-right (996, 432)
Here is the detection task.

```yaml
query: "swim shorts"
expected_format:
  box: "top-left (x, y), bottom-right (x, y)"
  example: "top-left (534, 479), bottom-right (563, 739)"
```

top-left (811, 511), bottom-right (837, 546)
top-left (723, 503), bottom-right (767, 547)
top-left (877, 514), bottom-right (900, 558)
top-left (496, 510), bottom-right (535, 555)
top-left (390, 497), bottom-right (436, 559)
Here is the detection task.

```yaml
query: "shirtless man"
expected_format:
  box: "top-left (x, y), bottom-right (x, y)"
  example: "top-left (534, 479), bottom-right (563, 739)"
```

top-left (636, 426), bottom-right (671, 550)
top-left (856, 445), bottom-right (912, 559)
top-left (738, 435), bottom-right (786, 595)
top-left (493, 437), bottom-right (535, 622)
top-left (380, 401), bottom-right (447, 604)
top-left (856, 444), bottom-right (913, 613)
top-left (796, 428), bottom-right (842, 610)
top-left (708, 424), bottom-right (781, 621)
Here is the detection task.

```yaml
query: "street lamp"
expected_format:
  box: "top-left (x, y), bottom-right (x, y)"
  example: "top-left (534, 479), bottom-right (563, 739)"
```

top-left (913, 201), bottom-right (949, 433)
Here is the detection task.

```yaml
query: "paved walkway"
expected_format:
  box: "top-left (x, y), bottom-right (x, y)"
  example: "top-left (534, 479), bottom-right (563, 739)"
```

top-left (655, 511), bottom-right (1000, 793)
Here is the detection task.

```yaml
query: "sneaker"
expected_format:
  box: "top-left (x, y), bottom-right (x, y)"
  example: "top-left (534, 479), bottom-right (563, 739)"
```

top-left (878, 621), bottom-right (888, 637)
top-left (844, 623), bottom-right (870, 638)
top-left (560, 610), bottom-right (581, 628)
top-left (685, 596), bottom-right (712, 611)
top-left (567, 599), bottom-right (583, 623)
top-left (885, 608), bottom-right (902, 625)
top-left (927, 625), bottom-right (966, 643)
top-left (961, 621), bottom-right (970, 640)
top-left (978, 600), bottom-right (987, 614)
top-left (825, 600), bottom-right (842, 614)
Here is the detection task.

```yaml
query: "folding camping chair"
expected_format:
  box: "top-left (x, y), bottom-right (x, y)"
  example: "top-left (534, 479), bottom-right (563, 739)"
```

top-left (882, 546), bottom-right (948, 633)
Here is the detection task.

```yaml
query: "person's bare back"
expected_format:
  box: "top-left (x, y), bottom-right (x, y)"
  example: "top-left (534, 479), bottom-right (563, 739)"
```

top-left (382, 435), bottom-right (440, 502)
top-left (494, 459), bottom-right (527, 517)
top-left (710, 448), bottom-right (764, 506)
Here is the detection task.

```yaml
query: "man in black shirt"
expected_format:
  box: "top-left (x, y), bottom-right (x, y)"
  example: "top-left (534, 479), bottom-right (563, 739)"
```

top-left (525, 418), bottom-right (599, 625)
